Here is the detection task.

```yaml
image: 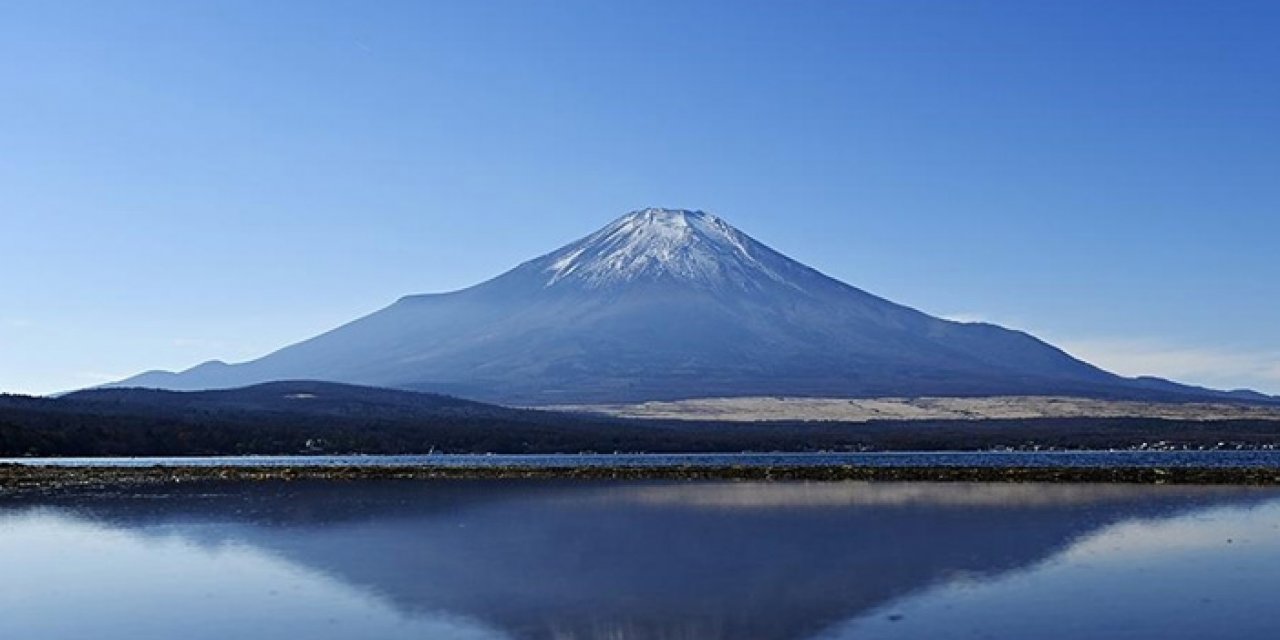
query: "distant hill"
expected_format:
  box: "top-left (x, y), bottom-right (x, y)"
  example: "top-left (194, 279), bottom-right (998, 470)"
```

top-left (4, 382), bottom-right (1280, 456)
top-left (112, 208), bottom-right (1271, 405)
top-left (65, 380), bottom-right (523, 419)
top-left (3, 381), bottom-right (642, 456)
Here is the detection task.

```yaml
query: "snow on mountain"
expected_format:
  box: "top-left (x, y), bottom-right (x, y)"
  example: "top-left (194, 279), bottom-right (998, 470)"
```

top-left (113, 208), bottom-right (1256, 404)
top-left (541, 208), bottom-right (794, 290)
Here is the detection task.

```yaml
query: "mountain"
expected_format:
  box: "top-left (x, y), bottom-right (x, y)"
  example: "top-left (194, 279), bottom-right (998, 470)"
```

top-left (64, 380), bottom-right (514, 418)
top-left (9, 381), bottom-right (1280, 456)
top-left (115, 208), bottom-right (1264, 404)
top-left (2, 381), bottom-right (663, 456)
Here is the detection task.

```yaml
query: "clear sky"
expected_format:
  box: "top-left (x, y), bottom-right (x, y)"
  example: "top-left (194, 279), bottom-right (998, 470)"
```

top-left (2, 0), bottom-right (1278, 395)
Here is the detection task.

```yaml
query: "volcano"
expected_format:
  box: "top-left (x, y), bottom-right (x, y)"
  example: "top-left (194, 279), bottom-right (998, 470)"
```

top-left (116, 208), bottom-right (1244, 404)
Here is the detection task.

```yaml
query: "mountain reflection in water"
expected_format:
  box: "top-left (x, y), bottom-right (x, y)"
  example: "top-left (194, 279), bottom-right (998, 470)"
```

top-left (2, 480), bottom-right (1278, 640)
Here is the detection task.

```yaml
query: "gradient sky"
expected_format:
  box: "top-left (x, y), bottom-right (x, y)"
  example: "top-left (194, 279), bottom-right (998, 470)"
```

top-left (2, 0), bottom-right (1278, 396)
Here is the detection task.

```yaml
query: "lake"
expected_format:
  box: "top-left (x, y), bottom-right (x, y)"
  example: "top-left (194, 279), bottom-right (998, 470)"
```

top-left (2, 478), bottom-right (1279, 639)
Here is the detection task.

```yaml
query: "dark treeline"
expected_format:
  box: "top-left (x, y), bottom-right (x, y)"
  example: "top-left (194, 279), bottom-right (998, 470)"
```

top-left (2, 382), bottom-right (1280, 456)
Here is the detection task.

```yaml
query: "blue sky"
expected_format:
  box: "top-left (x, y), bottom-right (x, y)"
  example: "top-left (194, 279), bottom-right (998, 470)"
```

top-left (2, 0), bottom-right (1278, 395)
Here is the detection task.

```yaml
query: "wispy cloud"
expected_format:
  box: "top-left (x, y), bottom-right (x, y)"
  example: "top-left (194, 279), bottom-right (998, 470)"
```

top-left (1058, 338), bottom-right (1280, 391)
top-left (944, 311), bottom-right (1280, 394)
top-left (941, 312), bottom-right (996, 325)
top-left (170, 337), bottom-right (231, 350)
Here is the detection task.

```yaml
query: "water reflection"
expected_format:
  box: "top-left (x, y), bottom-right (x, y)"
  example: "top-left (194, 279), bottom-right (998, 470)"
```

top-left (1, 480), bottom-right (1277, 640)
top-left (0, 511), bottom-right (504, 640)
top-left (820, 500), bottom-right (1280, 639)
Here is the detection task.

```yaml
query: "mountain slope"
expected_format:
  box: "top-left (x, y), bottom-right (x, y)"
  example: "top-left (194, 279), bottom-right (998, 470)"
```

top-left (65, 380), bottom-right (509, 418)
top-left (116, 208), bottom-right (1257, 404)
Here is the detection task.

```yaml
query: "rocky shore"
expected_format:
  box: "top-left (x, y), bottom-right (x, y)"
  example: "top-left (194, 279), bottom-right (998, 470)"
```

top-left (5, 463), bottom-right (1280, 493)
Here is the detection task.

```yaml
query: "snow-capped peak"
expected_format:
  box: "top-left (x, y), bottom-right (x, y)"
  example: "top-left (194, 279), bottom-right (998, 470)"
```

top-left (542, 208), bottom-right (793, 289)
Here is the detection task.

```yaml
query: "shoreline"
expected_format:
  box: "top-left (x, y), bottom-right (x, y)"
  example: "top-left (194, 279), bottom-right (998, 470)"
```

top-left (5, 463), bottom-right (1280, 492)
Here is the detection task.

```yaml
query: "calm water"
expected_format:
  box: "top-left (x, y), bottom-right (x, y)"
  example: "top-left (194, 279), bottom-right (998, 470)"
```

top-left (6, 449), bottom-right (1280, 468)
top-left (2, 480), bottom-right (1280, 639)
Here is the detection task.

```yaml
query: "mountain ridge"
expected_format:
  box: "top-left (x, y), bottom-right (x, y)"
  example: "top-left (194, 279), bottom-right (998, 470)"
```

top-left (9, 381), bottom-right (1280, 457)
top-left (115, 208), bottom-right (1273, 405)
